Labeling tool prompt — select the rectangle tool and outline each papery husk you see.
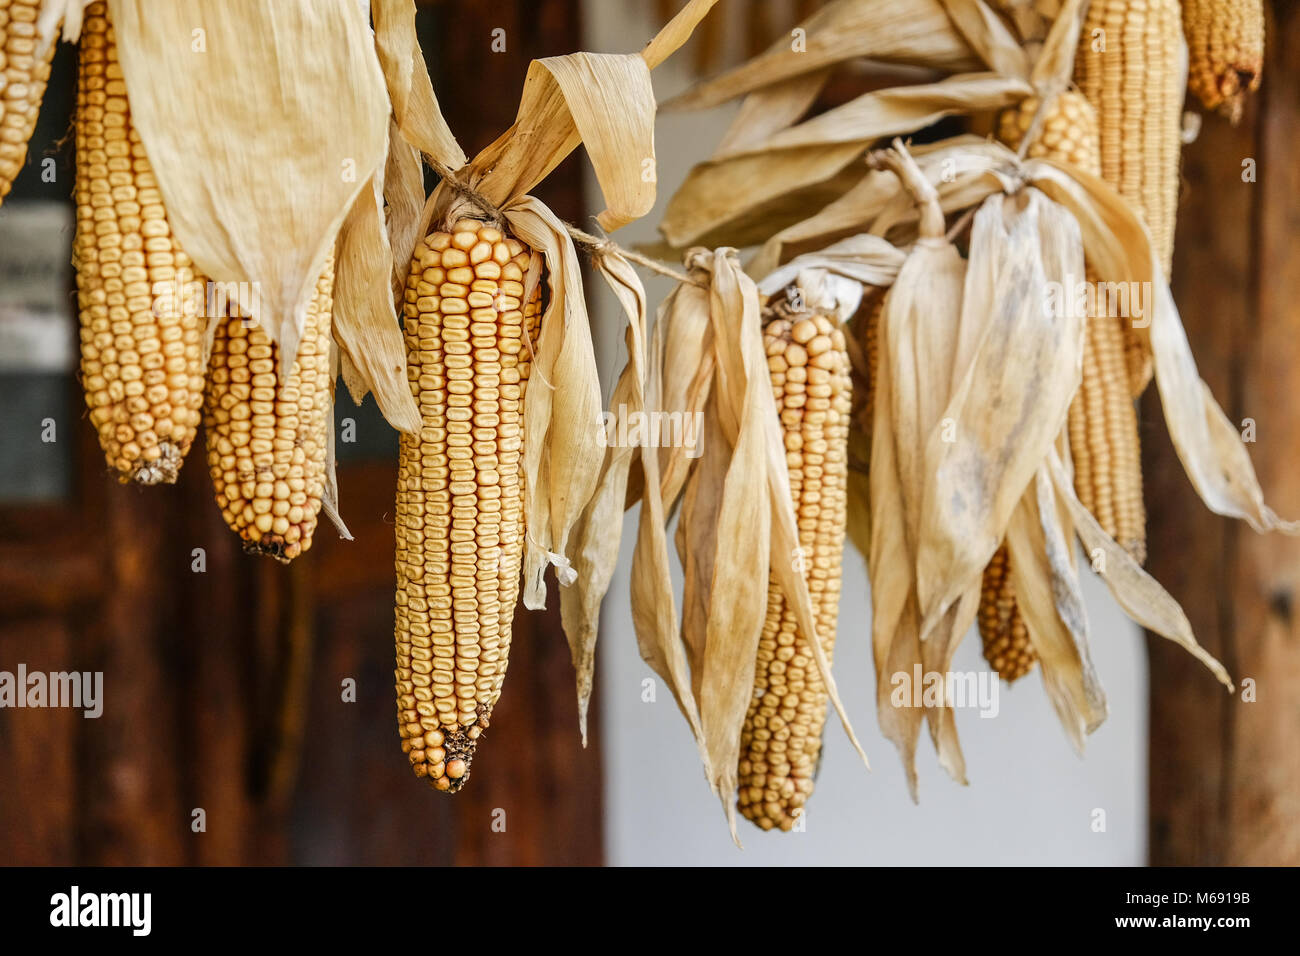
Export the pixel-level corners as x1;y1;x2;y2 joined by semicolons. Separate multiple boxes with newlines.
747;136;988;276
333;158;421;434
370;0;466;171
914;188;1086;640
936;0;1030;79
106;0;389;373
1045;449;1232;689
664;0;982;113
629;271;709;761
866;144;968;795
321;343;353;542
835;138;1297;537
558;249;649;744
382;121;427;306
488;198;605;610
1005;464;1105;750
449;0;720;234
715;70;832;156
753;233;906;300
661;74;1030;250
36;0;88;51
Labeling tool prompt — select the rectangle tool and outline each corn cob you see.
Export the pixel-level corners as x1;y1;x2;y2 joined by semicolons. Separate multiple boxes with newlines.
395;219;542;793
204;259;334;563
75;2;207;484
996;93;1101;175
1182;0;1264;122
738;305;851;831
0;0;54;205
1074;0;1184;394
979;545;1036;682
1067;280;1147;563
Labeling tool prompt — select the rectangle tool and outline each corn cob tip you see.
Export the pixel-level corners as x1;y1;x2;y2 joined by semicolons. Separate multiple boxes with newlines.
979;547;1038;684
400;711;487;794
118;441;186;486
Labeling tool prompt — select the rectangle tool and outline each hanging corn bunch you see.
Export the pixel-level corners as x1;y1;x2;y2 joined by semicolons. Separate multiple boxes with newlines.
392;0;722;792
0;0;55;205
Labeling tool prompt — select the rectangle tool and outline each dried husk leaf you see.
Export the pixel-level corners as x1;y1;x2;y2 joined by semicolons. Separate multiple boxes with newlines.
715;70;831;155
370;0;466;170
321;343;353;542
558;249;649;743
753;234;906;297
463;0;718;232
383;120;426;306
106;0;389;372
936;0;1030;78
1045;449;1233;689
867;144;967;794
915;188;1085;638
664;0;982;113
1005;465;1106;750
333;165;421;434
500;198;606;609
37;0;89;51
629;277;709;760
661;74;1029;249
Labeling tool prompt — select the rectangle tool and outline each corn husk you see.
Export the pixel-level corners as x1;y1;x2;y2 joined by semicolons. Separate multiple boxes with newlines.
663;0;982;114
630;249;867;841
660;72;1031;249
104;0;389;374
558;248;649;743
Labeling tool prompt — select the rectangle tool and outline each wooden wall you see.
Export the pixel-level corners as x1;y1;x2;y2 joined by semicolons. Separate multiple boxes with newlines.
1147;0;1300;866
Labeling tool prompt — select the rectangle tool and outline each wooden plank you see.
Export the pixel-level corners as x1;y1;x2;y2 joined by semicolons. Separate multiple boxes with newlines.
0;618;78;865
1147;0;1300;865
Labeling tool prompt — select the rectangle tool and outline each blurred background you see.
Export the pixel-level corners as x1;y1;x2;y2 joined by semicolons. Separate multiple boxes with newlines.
0;0;1296;866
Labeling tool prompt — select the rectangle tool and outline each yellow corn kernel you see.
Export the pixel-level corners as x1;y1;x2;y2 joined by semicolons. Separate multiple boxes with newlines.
395;219;542;794
75;2;207;484
979;545;1037;683
1067;298;1147;563
1183;0;1264;122
0;0;54;204
738;306;851;832
204;259;334;563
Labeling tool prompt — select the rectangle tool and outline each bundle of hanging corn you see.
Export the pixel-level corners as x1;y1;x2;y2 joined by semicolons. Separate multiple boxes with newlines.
643;0;1292;823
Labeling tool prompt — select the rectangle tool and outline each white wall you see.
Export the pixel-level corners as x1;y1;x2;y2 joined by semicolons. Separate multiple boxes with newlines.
583;0;1146;866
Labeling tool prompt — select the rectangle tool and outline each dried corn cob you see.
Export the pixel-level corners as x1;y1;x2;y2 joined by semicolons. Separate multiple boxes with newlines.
996;93;1101;176
1074;0;1184;394
1182;0;1264;122
1067;286;1147;563
979;545;1036;682
738;305;851;831
204;259;334;563
0;0;54;204
395;219;542;793
75;2;207;484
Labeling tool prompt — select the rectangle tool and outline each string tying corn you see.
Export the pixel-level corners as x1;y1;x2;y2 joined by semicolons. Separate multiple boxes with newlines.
75;1;207;484
204;259;334;563
395;219;542;793
738;303;851;831
0;0;53;204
